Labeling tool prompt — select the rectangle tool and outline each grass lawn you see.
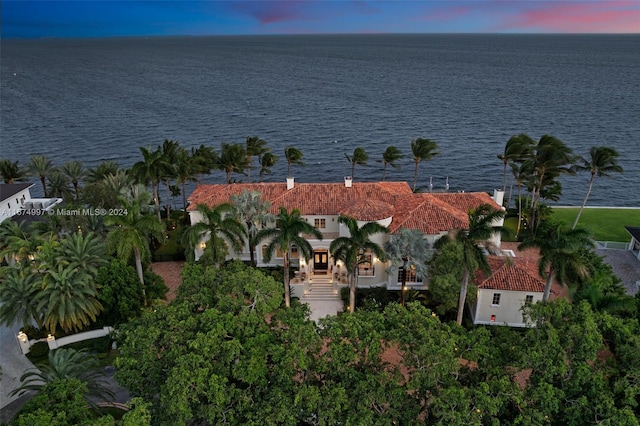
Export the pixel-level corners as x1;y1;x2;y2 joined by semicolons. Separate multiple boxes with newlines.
551;207;640;242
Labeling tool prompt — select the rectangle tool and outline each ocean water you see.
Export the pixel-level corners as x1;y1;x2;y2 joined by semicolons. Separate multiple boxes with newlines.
1;34;638;206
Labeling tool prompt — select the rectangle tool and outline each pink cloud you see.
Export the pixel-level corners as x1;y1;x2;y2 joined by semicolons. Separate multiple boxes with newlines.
508;1;640;33
231;1;309;25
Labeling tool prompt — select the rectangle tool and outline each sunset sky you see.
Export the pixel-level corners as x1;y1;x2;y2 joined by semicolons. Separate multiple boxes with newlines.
2;1;639;38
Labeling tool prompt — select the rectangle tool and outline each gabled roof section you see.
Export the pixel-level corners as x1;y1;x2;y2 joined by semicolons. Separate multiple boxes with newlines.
625;226;640;242
475;256;546;293
0;183;34;202
340;200;394;221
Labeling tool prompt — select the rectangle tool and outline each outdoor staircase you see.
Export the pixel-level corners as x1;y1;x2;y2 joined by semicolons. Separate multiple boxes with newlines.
301;277;341;302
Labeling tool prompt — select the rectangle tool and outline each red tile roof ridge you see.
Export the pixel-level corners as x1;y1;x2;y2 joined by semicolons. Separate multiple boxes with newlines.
476;256;546;293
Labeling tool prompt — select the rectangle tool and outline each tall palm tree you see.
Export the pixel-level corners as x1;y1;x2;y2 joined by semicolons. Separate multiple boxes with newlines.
330;216;388;313
259;152;278;182
61;160;86;201
191;144;218;186
572;146;623;229
435;204;505;325
284;146;305;177
0;220;46;267
160;139;180;217
175;148;196;210
510;161;533;238
230;190;275;267
498;134;535;208
0;268;44;330
526;135;575;233
57;231;108;277
410;138;439;191
519;222;594;301
380;145;403;181
0;159;27;184
256;207;322;308
11;348;114;403
181;203;246;266
383;228;431;306
245;136;269;182
345;147;368;179
217;142;249;184
28;155;56;196
131;146;169;222
39;264;103;333
105;197;165;302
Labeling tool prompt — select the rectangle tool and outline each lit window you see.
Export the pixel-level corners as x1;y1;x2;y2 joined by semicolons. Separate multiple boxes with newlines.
291;245;299;259
261;245;268;259
314;218;326;229
398;264;422;283
525;295;534;304
492;293;501;306
358;251;373;276
276;247;284;258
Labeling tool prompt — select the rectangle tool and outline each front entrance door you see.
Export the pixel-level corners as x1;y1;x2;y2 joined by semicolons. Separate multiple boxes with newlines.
313;250;328;273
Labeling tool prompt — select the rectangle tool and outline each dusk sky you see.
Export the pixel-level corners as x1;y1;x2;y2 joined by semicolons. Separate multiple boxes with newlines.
2;1;639;38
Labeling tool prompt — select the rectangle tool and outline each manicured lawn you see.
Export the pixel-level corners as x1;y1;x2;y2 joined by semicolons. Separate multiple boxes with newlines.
551;207;640;242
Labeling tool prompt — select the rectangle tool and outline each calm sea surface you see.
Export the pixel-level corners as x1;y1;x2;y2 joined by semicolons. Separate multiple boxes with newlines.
1;34;638;206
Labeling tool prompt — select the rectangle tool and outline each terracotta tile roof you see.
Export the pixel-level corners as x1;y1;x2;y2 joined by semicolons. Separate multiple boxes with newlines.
340;200;395;221
187;181;502;235
475;256;546;293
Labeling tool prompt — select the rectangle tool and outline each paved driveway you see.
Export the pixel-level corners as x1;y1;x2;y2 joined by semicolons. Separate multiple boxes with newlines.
0;322;37;417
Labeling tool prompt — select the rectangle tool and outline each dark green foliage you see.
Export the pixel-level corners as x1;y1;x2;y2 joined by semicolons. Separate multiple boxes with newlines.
11;378;115;426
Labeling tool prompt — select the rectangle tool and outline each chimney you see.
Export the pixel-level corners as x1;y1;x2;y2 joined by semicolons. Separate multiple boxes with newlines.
493;189;505;207
286;177;295;190
344;176;353;188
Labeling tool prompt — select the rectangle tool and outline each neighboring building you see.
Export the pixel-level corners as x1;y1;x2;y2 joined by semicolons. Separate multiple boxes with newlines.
0;183;62;225
470;256;546;328
187;179;506;298
625;226;640;261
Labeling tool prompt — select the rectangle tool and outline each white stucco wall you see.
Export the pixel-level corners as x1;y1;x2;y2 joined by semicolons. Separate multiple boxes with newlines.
473;289;543;327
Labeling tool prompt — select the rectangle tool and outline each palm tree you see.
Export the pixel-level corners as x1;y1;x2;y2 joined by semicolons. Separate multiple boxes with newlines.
160;139;180;217
217;142;249;184
175;148;196;210
86;161;119;184
526;135;575;233
46;171;71;199
181;203;246;265
39;265;102;333
498;134;535;208
0;159;27;184
57;231;108;277
380;145;403;181
11;348;114;403
519;222;594;301
410;138;439;191
0;220;45;267
383;228;431;306
0;268;44;330
572;146;623;229
245;136;269;182
259;152;278;182
105;197;165;302
131;146;169;222
510;161;533;238
191;144;219;186
256;207;322;308
61;160;86;201
330;216;388;313
435;204;505;325
345;147;368;179
284;146;305;177
28;155;56;196
230;190;275;267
